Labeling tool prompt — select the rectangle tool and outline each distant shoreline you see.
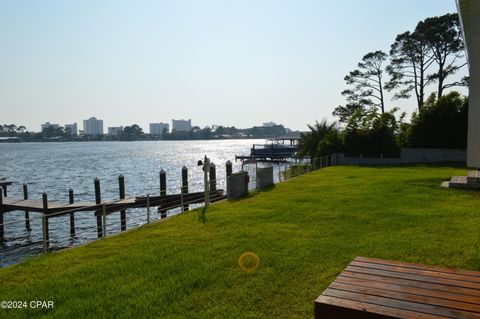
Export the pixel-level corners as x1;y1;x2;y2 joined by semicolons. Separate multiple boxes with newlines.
0;137;268;144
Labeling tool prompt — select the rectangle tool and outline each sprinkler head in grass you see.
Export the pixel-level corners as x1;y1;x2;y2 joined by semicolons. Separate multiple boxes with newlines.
238;252;260;273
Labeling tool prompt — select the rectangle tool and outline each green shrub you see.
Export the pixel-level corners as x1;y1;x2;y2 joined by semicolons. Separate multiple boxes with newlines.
407;92;468;149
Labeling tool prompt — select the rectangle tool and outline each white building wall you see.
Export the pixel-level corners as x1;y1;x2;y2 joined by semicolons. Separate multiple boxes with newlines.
172;119;192;132
108;126;123;136
150;123;169;135
83;117;104;136
41;122;60;131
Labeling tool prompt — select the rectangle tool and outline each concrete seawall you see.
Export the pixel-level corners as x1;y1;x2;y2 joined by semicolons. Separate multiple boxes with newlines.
332;148;466;166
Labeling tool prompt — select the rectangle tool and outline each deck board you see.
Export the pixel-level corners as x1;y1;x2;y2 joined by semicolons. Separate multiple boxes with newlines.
341;270;480;297
335;276;480;305
315;257;480;318
315;295;450;319
355;257;480;278
328;282;480;313
344;266;480;290
350;260;480;283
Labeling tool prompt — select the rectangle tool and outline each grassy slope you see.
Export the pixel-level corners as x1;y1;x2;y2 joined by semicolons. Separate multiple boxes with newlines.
0;165;479;318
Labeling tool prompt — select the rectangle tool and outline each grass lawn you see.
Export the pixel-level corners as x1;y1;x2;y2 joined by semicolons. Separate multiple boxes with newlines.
0;164;479;318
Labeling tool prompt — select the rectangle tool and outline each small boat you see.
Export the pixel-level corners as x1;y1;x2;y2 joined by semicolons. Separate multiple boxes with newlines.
249;142;297;159
236;132;302;162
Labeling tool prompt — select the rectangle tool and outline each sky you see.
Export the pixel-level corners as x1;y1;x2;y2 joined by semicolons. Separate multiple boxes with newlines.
0;0;468;132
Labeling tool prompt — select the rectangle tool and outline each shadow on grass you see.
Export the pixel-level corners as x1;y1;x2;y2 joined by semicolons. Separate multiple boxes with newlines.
257;184;276;192
195;186;276;224
225;185;277;203
198;207;207;224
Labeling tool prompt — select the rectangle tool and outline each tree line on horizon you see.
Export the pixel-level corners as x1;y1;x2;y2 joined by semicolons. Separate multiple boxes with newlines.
299;12;469;159
0;123;290;142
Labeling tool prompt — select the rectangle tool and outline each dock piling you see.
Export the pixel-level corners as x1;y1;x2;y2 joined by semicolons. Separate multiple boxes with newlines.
203;157;210;207
159;169;167;218
226;160;232;195
209;163;216;192
94;178;102;238
69;189;75;236
23;184;31;231
182;166;189;212
42;192;49;253
118;175;126;231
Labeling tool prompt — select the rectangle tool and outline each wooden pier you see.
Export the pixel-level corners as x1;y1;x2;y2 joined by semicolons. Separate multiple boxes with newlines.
0;161;229;252
0;191;224;216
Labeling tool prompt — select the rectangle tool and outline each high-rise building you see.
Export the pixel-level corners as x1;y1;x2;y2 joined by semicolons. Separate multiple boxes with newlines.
263;121;277;127
83;117;104;136
172;119;192;132
149;122;169;136
64;123;78;135
40;122;60;132
108;126;123;136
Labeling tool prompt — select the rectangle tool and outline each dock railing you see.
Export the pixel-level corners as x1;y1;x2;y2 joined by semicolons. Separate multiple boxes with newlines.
279;154;334;182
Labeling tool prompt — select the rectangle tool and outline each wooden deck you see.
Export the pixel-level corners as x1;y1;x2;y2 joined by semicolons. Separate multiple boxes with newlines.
315;256;480;319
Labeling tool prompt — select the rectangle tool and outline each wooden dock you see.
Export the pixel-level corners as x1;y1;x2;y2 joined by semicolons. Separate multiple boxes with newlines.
1;191;224;216
0;160;231;253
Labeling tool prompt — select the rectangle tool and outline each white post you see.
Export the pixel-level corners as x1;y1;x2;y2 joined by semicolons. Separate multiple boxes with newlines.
255;161;258;190
204;155;210;207
180;191;184;213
